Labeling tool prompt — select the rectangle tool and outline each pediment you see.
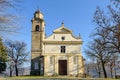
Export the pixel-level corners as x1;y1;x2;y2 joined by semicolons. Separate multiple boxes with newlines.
53;26;72;34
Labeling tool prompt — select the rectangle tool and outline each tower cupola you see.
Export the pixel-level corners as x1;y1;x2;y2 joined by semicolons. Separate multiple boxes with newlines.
34;9;44;20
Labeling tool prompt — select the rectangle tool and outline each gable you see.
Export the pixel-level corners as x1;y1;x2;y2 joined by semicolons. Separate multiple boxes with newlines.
53;27;72;34
45;33;82;42
44;22;82;42
53;22;72;34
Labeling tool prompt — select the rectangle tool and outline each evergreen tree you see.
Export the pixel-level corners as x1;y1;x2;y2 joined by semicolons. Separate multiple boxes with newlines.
0;38;7;73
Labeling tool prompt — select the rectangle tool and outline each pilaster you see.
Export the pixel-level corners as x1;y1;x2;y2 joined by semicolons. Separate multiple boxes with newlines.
54;55;58;75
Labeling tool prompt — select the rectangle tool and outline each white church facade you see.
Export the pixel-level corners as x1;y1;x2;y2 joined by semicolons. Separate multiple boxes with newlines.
31;10;85;77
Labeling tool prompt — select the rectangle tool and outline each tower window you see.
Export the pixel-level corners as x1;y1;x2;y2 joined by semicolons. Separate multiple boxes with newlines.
35;25;40;31
61;46;66;53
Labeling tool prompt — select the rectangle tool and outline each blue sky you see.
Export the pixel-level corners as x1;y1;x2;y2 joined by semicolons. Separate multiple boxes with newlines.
7;0;110;58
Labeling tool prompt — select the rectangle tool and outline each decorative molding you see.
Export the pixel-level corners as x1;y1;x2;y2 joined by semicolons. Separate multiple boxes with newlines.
43;41;82;44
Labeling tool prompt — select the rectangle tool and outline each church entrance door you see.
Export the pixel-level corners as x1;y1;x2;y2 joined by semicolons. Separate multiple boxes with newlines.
59;60;67;75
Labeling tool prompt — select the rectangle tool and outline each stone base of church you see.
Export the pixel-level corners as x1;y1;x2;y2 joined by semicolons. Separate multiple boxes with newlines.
76;73;86;78
30;71;85;78
43;74;86;78
43;73;85;77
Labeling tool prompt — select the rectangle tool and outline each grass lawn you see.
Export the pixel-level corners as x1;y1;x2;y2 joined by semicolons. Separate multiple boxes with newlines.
0;76;120;80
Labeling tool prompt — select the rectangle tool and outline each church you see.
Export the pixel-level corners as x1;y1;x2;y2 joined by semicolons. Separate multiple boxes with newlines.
31;9;85;77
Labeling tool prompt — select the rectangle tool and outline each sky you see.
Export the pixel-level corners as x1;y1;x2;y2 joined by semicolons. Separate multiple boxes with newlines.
7;0;111;59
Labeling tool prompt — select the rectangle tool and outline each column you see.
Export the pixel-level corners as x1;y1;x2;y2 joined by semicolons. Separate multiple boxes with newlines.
78;56;81;74
78;56;84;76
67;55;71;75
54;55;58;75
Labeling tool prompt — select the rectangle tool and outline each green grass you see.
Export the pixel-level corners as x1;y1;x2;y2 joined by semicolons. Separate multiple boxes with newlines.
0;76;120;80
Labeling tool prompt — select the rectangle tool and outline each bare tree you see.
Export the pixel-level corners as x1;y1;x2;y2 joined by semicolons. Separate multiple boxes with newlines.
94;59;102;78
0;0;22;35
5;40;29;76
7;57;14;77
107;54;119;78
108;59;114;78
84;60;90;77
19;68;24;76
89;1;120;78
93;1;120;54
85;34;114;78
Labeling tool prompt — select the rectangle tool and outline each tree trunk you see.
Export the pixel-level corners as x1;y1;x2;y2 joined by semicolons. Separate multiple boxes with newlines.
95;60;101;78
114;60;116;78
10;66;12;77
95;66;101;78
101;61;107;78
110;67;113;78
87;65;89;76
15;64;18;76
114;67;117;78
98;71;101;78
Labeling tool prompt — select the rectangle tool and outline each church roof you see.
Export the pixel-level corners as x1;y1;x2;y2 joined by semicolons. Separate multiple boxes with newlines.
53;22;72;34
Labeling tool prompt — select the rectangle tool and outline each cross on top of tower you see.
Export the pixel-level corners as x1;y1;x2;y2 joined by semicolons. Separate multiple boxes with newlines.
34;9;44;20
61;22;64;27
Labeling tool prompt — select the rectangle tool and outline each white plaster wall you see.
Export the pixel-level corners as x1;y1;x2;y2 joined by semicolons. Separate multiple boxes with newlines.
58;56;68;60
45;34;81;41
71;56;78;75
44;55;81;76
44;44;81;54
44;56;54;75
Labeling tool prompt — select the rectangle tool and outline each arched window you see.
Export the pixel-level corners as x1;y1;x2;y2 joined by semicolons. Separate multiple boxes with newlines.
35;25;40;31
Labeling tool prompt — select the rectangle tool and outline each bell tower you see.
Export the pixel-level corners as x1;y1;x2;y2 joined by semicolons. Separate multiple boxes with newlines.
31;9;45;52
31;9;45;75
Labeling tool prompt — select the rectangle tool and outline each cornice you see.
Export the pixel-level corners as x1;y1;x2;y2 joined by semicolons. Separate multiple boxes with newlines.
43;41;82;44
44;53;82;56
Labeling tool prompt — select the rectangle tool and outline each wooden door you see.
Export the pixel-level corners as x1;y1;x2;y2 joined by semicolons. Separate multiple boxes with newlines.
59;60;67;75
